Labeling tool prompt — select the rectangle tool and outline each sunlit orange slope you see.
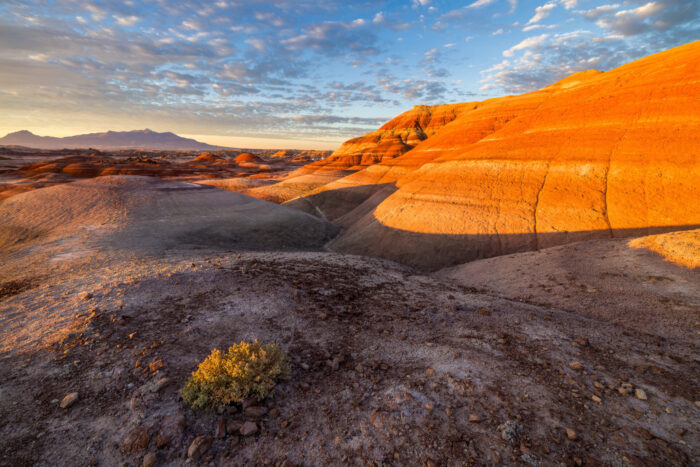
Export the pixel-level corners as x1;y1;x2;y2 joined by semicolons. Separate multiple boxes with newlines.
283;71;603;221
325;41;700;270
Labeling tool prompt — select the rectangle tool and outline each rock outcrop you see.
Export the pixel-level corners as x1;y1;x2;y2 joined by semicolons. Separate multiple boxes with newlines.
306;42;700;270
257;104;473;206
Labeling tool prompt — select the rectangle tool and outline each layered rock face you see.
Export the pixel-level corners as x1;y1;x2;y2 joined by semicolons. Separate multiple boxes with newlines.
285;84;567;222
322;42;700;270
319;103;473;169
266;104;474;207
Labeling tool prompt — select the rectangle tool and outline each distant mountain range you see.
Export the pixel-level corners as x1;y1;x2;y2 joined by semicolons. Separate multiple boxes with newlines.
0;129;223;150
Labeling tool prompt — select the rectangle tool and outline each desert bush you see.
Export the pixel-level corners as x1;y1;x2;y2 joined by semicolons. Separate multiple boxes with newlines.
182;340;290;410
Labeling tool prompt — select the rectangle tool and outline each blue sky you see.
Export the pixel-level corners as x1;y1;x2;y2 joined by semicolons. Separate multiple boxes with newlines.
1;0;698;149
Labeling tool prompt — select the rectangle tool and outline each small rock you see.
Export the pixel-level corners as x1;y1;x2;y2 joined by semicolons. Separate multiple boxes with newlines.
566;428;577;440
426;368;435;377
575;338;589;346
215;417;227;438
60;392;79;409
300;363;310;371
618;383;634;395
280;420;289;428
635;388;648;400
498;420;522;444
142;452;157;467
592;395;602;403
121;428;150;453
694;401;700;408
187;436;212;460
244;406;268;418
370;411;384;429
239;421;258;436
468;414;482;423
242;397;258;409
569;362;583;371
593;381;604;389
81;292;93;301
150;377;170;393
157;413;185;449
424;402;434;411
226;419;244;435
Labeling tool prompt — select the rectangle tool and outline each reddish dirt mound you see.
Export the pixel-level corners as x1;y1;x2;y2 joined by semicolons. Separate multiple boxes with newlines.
191;153;225;163
235;152;263;164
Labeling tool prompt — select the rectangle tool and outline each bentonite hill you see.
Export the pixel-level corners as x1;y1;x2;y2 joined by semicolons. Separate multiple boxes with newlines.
1;41;699;467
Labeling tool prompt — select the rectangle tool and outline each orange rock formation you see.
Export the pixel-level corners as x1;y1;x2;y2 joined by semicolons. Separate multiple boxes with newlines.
286;42;700;270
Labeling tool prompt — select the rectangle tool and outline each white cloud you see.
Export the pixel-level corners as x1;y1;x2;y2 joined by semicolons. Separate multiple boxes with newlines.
468;0;497;8
246;38;266;52
577;4;620;21
502;33;549;57
492;28;504;35
523;23;558;32
115;15;140;27
559;0;578;9
373;12;384;24
526;3;556;25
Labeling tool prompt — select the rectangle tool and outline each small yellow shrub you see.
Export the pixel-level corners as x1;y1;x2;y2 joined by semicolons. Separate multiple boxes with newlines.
182;340;290;410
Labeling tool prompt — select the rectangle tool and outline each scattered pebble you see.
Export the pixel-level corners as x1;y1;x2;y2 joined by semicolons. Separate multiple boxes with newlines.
226;419;243;435
592;395;602;403
244;406;268;418
142;452;157;467
498;420;522;444
240;421;258;436
566;428;577;440
157;413;185;449
150;377;170;393
569;361;582;371
635;388;648;401
187;436;212;460
215;417;227;438
468;414;482;423
121;428;150;453
618;383;634;395
59;392;79;409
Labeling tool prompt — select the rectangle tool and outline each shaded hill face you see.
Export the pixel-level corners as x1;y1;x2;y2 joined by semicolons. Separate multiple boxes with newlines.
0;176;339;257
279;42;700;270
0;129;220;151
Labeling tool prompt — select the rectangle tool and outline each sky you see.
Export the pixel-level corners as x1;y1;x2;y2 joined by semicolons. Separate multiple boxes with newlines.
1;1;698;149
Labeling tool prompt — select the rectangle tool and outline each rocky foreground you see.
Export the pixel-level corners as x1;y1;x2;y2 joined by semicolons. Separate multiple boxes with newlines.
0;176;698;466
